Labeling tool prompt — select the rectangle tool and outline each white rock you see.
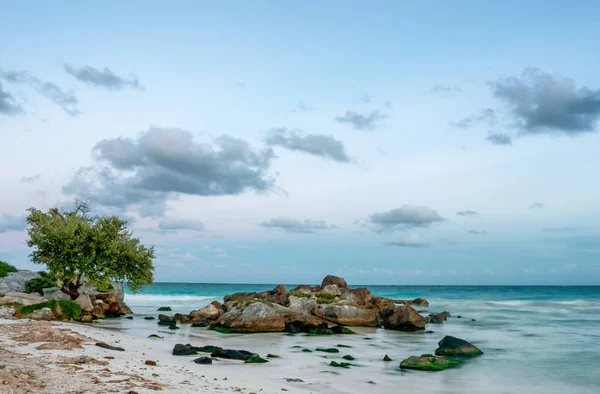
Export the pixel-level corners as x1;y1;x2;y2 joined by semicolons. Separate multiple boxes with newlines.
75;293;94;312
28;307;55;321
321;284;341;296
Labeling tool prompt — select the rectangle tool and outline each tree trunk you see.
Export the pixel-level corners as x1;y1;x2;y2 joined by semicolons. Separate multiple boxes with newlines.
60;275;83;300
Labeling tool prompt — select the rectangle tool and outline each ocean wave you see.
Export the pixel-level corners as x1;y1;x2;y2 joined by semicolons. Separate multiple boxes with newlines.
124;294;217;306
484;299;599;308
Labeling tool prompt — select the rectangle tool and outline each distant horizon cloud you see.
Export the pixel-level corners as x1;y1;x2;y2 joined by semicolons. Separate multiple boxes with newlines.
158;217;205;232
456;210;479;217
64;64;144;91
426;84;462;95
0;214;26;233
369;205;445;233
260;217;337;234
452;108;496;128
19;174;41;183
469;229;487;235
385;235;431;248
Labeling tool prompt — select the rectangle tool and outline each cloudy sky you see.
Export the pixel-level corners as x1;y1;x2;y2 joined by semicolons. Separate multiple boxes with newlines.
1;1;599;285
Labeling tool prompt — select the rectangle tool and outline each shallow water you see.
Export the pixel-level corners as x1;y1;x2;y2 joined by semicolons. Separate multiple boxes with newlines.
105;284;600;393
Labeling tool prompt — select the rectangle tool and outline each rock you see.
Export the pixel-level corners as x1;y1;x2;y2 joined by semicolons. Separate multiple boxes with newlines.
321;284;341;296
435;336;483;357
429;311;450;324
0;270;39;294
117;301;132;315
266;354;280;358
189;304;222;322
157;306;171;311
289;285;313;295
314;304;379;327
400;355;460;371
0;306;16;319
287;295;317;312
244;354;268;363
191;321;209;327
347;288;372;307
196;345;223;353
27;307;55;321
144;360;157;366
168;324;179;330
214;302;285;332
81;315;93;323
174;313;191;323
471;319;476;322
144;316;156;320
148;334;163;339
457;315;462;319
383;354;392;361
273;284;287;295
285;378;304;382
173;344;200;356
210;348;255;361
382;305;427;331
321;275;348;289
194;357;213;364
41;287;70;300
397;298;430;307
316;348;339;353
329;361;351;368
302;349;312;352
0;291;47;306
342;355;355;360
75;293;94;312
158;314;175;323
96;342;125;351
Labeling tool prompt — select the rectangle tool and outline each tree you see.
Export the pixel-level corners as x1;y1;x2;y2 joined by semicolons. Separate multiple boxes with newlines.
26;200;155;300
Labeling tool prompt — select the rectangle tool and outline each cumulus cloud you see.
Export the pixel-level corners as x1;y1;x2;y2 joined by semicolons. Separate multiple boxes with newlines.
265;128;351;163
452;108;496;128
158;217;205;232
456;210;479;217
0;214;26;233
0;82;23;115
368;205;445;232
260;217;337;234
385;235;431;248
468;230;487;235
19;174;41;183
426;84;462;95
490;68;600;135
64;64;144;91
63;127;275;217
1;70;80;116
486;132;513;146
335;110;387;131
529;202;545;209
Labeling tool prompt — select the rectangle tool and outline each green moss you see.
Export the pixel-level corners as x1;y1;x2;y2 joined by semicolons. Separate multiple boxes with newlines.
0;293;4;298
125;316;133;319
400;356;460;371
302;349;312;353
421;353;435;358
288;291;311;298
435;348;483;357
0;261;17;278
336;344;352;348
266;354;280;358
316;348;339;353
19;300;81;320
342;355;355;360
168;324;179;330
244;354;269;364
329;361;351;368
316;293;337;304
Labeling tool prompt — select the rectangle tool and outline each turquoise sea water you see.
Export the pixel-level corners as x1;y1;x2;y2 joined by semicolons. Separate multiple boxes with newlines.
121;284;600;393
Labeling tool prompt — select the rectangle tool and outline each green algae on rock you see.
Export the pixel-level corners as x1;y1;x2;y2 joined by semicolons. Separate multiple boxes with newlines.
144;316;155;320
330;361;352;368
400;355;460;371
244;354;269;363
316;348;340;353
342;355;355;360
266;354;280;358
157;306;172;311
383;354;393;361
435;336;483;357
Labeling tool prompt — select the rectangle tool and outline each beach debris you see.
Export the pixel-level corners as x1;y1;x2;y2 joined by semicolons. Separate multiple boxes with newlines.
96;342;125;351
342;355;355;360
400;355;460;371
194;357;213;364
383;354;393;362
435;336;483;357
316;348;339;353
157;306;172;311
329;361;351;368
144;360;157;366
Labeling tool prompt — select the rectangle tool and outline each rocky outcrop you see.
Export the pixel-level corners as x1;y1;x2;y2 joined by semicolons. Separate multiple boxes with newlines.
429;311;451;323
382;305;428;331
0;271;39;294
75;293;94;312
189;303;222;322
0;291;47;306
213;302;285;332
435;336;483;357
321;275;348;289
314;304;379;327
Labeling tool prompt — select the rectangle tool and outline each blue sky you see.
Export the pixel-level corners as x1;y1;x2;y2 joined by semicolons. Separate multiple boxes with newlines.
1;1;599;285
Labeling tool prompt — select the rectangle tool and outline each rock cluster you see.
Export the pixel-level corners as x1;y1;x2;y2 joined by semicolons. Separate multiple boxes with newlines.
167;275;431;333
75;292;132;321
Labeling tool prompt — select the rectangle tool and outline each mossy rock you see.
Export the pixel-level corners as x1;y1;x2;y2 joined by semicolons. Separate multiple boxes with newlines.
329;361;351;368
383;354;393;362
342;355;355;360
400;355;460;371
244;354;269;364
168;324;180;330
191;321;209;328
144;316;156;320
148;334;163;339
336;344;352;348
316;348;339;353
209;326;264;334
421;353;435;358
157;306;172;311
266;354;280;358
302;349;313;353
435;336;483;357
157;320;173;326
125;316;133;320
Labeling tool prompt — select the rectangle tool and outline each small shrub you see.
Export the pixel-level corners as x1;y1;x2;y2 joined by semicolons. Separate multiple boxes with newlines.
0;261;18;278
24;271;58;295
316;293;337;304
288;291;310;298
95;282;114;293
18;300;82;320
0;293;5;298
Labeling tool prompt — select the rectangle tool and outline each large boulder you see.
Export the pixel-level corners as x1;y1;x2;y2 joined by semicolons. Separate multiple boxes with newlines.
382;305;427;331
189;304;222;322
314;304;379;327
287;295;317;312
211;348;255;361
0;291;47;306
26;307;55;321
429;311;450;323
0;271;39;294
75;293;94;312
321;275;348;289
214;302;285;332
290;285;313;295
321;284;342;296
400;355;460;371
41;287;70;300
435;336;483;357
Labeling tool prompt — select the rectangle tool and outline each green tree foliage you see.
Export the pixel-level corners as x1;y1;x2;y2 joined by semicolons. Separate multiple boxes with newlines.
24;271;58;295
26;200;155;300
0;260;18;278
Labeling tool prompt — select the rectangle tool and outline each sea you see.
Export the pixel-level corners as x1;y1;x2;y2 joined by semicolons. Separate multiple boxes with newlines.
114;283;600;394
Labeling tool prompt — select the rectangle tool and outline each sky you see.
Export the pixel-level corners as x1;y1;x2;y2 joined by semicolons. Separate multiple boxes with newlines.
1;1;599;285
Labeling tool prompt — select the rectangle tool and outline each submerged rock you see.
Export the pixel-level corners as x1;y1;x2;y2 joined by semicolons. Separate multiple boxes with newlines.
316;348;339;353
191;321;209;327
211;348;255;361
435;336;483;357
400;355;460;371
382;305;427;331
383;354;392;362
429;311;451;324
329;361;351;368
173;344;200;356
342;355;355;360
157;306;172;311
194;356;213;364
244;354;268;363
